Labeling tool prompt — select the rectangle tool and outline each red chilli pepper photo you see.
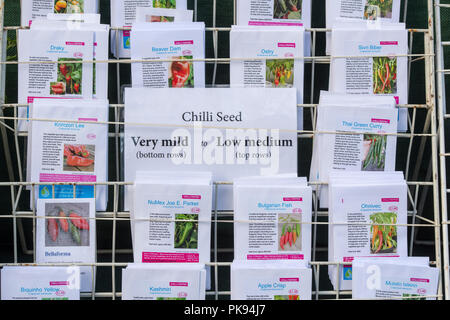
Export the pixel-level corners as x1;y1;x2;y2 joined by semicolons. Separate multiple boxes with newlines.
69;212;90;230
57;208;69;233
47;217;59;241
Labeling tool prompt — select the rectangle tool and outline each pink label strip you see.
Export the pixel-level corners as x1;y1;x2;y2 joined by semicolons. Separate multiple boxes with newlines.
247;254;304;260
371;118;390;124
170;282;189;287
380;41;399;46
249;21;303;27
278;43;296;48
49;281;69;286
381;198;400;202
410;278;430;283
142;252;199;263
78;118;98;122
40;174;97;183
66;42;85;46
279;278;299;282
283;197;303;202
175;40;194;45
182;195;201;200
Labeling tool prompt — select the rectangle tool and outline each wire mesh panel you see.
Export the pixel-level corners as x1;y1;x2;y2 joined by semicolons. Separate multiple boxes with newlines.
435;0;450;300
0;0;443;300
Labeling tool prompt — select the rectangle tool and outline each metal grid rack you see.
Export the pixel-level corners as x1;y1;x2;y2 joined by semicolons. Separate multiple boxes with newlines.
435;0;450;301
0;0;444;300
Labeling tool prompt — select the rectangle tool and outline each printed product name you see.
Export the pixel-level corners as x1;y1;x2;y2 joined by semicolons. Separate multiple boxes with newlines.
54;123;85;129
342;121;384;130
45;251;71;257
361;204;382;209
258;202;293;209
50;45;65;51
152;46;182;53
148;200;199;206
359;45;382;51
385;281;418;288
21;287;62;293
258;283;286;290
149;287;172;293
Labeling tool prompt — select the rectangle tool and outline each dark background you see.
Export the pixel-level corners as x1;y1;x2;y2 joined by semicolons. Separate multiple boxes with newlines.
0;0;446;299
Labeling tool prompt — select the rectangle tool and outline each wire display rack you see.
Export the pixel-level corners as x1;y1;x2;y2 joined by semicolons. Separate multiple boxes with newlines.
0;0;444;300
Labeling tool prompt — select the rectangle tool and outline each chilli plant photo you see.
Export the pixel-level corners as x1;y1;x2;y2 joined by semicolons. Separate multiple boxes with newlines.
174;214;198;249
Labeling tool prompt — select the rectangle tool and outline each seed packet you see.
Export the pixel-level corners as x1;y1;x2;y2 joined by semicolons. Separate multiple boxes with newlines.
130;22;205;88
329;22;408;131
28;99;109;211
236;0;311;56
21;0;100;27
110;0;188;58
230;25;305;129
122;263;206;300
17;29;94;131
30;18;109;100
231;260;312;300
1;266;81;300
309;93;398;207
233;176;312;263
327;172;408;291
130;171;212;264
352;257;439;300
124;87;298;211
36;198;96;293
325;0;401;55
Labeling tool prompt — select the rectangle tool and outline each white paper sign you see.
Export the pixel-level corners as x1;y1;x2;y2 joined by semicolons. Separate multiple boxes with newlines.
124;87;298;210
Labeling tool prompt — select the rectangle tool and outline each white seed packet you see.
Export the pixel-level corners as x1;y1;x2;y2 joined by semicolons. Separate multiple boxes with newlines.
28;99;109;211
231;260;312;300
21;0;100;27
135;7;193;23
124;87;298;211
233;176;312;263
329;22;408;131
36;198;96;293
352;258;439;300
325;0;402;55
310;93;398;208
236;0;312;56
30;19;110;100
130;171;212;264
110;0;188;58
1;266;81;300
230;25;305;130
17;29;94;131
131;22;205;88
327;172;408;291
121;263;206;300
